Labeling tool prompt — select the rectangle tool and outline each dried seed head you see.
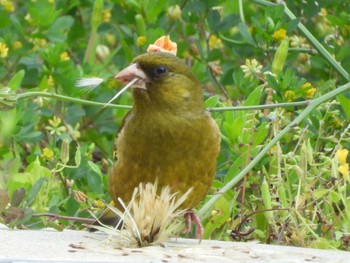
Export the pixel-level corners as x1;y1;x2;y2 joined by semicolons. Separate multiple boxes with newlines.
91;181;192;248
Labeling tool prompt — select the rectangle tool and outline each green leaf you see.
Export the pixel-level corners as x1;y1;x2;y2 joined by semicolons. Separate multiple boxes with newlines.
6;173;32;197
27;177;47;206
8;70;25;92
310;237;336;250
88;161;102;177
29;0;59;29
0;10;10;28
16;208;33;225
285;18;300;32
145;1;165;24
3;207;23;225
87;161;103;194
224;153;247;184
75;147;81;166
205;95;220;108
0;189;10;213
339;94;350;120
243;85;264;106
207;10;221;32
313;189;329;199
267;74;281;92
114;26;132;62
223;113;243;145
252;122;270;146
328;191;341;203
238;22;256;46
46;16;74;42
9;15;25;35
11;188;26;207
0;109;18;139
88;173;103;195
203;196;231;239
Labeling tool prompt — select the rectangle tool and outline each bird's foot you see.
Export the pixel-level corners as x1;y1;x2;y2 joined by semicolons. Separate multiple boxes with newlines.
181;210;203;242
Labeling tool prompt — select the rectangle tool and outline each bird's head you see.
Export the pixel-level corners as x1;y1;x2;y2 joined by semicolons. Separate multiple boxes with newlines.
115;52;204;113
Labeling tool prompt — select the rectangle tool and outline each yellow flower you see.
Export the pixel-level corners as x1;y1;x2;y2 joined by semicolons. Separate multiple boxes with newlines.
102;9;111;23
45;116;67;136
60;51;70;61
48;75;54;87
336;149;349;180
208;34;223;49
66;123;81;140
105;33;116;46
336;149;348;165
93;199;105;208
273;28;287;41
107;78;119;89
136;36;147;47
0;42;9;58
330;117;344;128
339;164;349;177
305;87;316;99
167;5;182;20
182;50;190;59
32;38;48;50
301;82;312;89
13;41;22;50
284;90;296;102
320;8;327;17
341;25;350;37
48;0;54;4
301;82;316;99
42;147;54;161
1;0;14;12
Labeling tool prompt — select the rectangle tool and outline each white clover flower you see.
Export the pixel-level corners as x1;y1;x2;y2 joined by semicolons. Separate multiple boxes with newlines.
240;59;263;80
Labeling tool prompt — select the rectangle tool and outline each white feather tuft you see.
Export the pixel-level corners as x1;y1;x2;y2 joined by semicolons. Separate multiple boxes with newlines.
75;77;105;92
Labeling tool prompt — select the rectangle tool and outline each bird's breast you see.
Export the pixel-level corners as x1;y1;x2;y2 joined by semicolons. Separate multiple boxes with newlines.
109;111;221;209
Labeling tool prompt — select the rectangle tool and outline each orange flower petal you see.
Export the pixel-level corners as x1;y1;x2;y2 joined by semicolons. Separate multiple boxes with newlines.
147;35;177;55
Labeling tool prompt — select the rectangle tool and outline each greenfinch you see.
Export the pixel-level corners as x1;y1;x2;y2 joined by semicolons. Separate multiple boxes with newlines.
108;51;221;239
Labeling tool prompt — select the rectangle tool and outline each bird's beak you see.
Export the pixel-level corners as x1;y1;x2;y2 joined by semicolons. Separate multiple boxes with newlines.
115;63;147;90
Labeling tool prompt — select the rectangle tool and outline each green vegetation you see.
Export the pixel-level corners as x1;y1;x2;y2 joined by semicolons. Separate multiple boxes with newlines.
1;0;350;250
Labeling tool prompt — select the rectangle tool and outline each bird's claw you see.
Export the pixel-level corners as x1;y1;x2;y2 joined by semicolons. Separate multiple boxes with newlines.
182;210;203;242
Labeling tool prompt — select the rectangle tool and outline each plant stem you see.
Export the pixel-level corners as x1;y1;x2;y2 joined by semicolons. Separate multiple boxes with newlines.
16;92;132;109
208;101;309;112
198;81;350;219
32;213;96;224
14;91;311;111
238;0;245;24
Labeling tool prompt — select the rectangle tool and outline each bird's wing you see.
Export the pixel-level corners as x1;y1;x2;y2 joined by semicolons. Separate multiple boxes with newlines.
112;110;133;160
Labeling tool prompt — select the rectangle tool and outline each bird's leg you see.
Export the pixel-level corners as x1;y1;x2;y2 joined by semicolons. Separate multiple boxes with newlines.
182;210;204;242
181;211;192;234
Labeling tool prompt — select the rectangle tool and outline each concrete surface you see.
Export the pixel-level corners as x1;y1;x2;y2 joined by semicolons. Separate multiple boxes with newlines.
0;225;349;263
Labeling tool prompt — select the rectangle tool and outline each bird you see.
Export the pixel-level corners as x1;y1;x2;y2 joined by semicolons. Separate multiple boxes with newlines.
107;51;221;240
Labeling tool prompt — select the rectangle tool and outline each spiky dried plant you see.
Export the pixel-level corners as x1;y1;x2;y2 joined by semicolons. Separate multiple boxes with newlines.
90;181;192;248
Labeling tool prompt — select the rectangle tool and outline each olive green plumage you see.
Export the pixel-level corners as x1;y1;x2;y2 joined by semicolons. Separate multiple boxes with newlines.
109;52;221;210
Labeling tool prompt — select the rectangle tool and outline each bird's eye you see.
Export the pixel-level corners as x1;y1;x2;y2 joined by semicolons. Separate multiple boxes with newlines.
154;65;167;76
